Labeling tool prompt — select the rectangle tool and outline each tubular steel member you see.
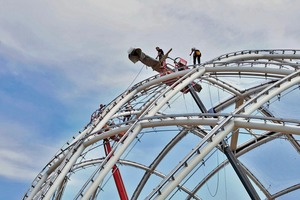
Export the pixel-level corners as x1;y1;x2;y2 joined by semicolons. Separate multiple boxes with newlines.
223;142;261;200
23;49;300;200
103;139;128;200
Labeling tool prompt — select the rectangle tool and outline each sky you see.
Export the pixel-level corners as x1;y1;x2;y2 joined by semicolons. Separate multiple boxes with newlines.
1;0;300;199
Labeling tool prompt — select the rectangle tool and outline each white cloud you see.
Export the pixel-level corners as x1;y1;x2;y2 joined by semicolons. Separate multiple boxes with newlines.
0;118;57;181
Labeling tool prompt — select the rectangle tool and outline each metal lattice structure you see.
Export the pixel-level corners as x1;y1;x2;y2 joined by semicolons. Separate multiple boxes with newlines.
23;49;300;200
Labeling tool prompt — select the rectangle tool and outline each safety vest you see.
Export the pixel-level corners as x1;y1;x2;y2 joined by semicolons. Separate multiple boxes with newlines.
195;50;201;56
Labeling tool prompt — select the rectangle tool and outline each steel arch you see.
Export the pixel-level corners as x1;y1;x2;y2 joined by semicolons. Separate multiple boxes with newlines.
23;49;300;200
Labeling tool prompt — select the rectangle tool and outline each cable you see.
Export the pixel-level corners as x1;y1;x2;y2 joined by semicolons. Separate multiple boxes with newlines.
126;65;145;91
183;92;189;113
203;150;220;198
207;83;214;109
223;153;228;200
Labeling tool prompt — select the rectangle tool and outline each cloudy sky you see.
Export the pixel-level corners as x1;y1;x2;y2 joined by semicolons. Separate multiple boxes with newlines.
1;0;300;199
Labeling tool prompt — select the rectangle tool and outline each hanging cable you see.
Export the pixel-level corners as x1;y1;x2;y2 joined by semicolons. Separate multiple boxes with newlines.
169;147;222;199
126;65;145;91
202;149;220;198
207;82;214;109
183;93;189;113
223;152;228;200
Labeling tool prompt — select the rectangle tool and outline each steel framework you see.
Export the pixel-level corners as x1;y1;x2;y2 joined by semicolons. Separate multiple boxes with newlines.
23;49;300;200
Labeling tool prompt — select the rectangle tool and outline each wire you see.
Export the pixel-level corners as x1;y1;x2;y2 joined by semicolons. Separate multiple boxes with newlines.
223;153;228;200
169;148;221;199
203;150;220;197
183;92;189;113
126;65;145;91
208;83;214;109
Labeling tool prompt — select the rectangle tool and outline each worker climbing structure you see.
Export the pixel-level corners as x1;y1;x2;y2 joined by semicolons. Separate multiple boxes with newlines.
23;49;300;199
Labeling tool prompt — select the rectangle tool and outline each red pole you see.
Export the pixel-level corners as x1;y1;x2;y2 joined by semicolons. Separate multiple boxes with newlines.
103;139;129;200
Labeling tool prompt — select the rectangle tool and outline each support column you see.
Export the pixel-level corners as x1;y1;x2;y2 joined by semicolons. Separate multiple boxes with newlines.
188;84;207;113
223;143;260;200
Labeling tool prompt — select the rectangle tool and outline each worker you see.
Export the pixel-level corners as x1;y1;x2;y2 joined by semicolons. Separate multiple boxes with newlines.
90;104;106;121
97;104;106;117
155;47;164;60
123;103;132;122
189;47;201;65
156;46;166;68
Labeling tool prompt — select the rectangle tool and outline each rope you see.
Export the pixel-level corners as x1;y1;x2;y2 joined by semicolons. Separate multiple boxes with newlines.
126;65;145;91
208;83;214;109
203;149;220;198
223;153;228;200
183;93;189;113
170;148;220;199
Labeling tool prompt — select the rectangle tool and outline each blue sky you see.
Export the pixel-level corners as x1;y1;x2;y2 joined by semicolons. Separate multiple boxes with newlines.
1;0;300;199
